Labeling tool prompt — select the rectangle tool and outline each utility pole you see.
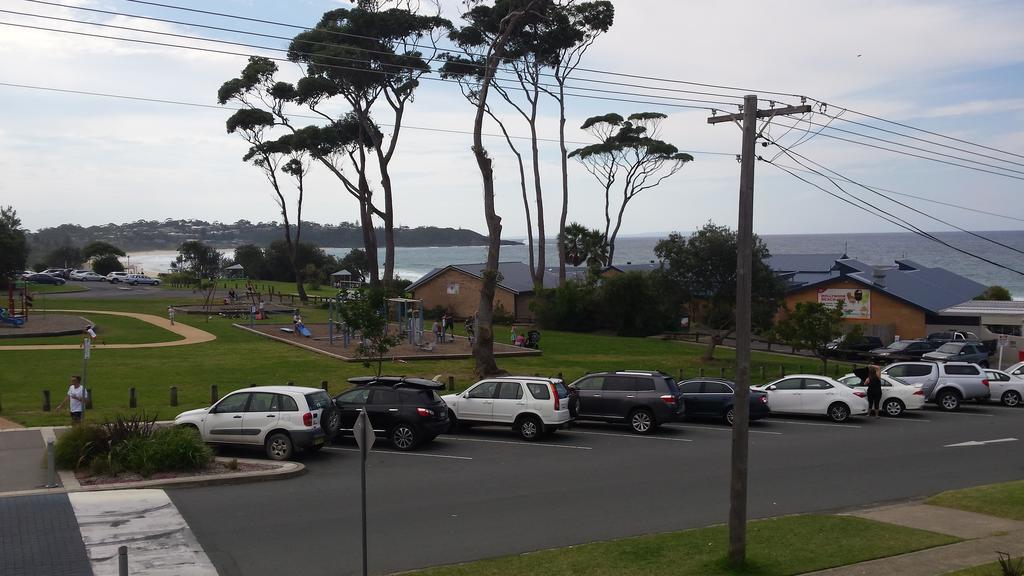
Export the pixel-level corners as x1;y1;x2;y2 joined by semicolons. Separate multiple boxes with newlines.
709;95;810;565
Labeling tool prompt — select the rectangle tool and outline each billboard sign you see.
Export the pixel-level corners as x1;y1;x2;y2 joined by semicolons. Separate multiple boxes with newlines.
817;288;871;319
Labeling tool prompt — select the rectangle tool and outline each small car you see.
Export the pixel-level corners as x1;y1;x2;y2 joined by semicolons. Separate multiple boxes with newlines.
837;372;926;417
125;274;160;286
752;375;869;422
24;273;66;286
70;270;106;282
332;376;449;450
443;376;571;440
983;369;1024;407
678;378;769;425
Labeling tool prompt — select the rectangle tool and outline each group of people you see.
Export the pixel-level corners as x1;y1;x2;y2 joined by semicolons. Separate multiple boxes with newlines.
431;312;458;344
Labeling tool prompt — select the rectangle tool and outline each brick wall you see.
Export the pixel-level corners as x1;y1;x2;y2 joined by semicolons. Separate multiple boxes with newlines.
410;268;519;320
783;279;926;341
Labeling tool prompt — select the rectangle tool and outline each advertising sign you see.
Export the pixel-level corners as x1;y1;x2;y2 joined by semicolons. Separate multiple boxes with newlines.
817;288;871;319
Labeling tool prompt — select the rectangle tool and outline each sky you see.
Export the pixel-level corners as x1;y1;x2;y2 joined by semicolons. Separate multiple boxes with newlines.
2;0;1023;239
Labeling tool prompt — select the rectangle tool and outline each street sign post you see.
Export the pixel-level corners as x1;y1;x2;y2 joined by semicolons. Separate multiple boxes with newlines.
82;338;91;407
353;409;374;576
998;334;1008;369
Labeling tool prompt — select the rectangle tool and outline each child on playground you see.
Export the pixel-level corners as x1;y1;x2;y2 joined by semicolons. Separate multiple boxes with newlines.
432;320;442;344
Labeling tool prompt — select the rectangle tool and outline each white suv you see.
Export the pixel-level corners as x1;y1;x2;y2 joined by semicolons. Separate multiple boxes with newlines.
442;377;571;440
106;271;129;283
174;386;339;460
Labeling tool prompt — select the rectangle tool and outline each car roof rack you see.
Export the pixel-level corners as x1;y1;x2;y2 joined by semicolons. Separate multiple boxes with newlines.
347;376;444;390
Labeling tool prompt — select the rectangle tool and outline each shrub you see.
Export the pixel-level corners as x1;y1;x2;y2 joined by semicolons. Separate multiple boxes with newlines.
532;281;602;332
54;424;108;470
493;302;515;325
147;427;214;473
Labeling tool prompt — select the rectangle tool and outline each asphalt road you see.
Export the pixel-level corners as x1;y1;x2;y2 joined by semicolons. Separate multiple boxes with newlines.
169;404;1024;576
42;280;180;300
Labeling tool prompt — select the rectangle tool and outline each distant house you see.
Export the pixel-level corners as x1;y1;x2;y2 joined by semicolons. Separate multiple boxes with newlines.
600;261;661;278
222;263;246;279
770;254;986;341
330;269;363;289
408;262;555;321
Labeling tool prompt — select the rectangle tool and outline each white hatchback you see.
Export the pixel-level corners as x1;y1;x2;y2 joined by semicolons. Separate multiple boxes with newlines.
753;374;869;422
837;373;926;417
442;377;571;440
174;386;337;460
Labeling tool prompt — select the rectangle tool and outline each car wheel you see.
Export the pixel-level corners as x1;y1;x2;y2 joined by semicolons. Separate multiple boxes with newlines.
724;407;735;426
883;398;904;417
629;408;655;434
130;281;138;286
153;280;161;286
516;415;543;441
321;406;341;439
937;390;961;411
265;432;293;460
447;409;460;433
1002;390;1022;408
390;423;418;451
827;402;851;423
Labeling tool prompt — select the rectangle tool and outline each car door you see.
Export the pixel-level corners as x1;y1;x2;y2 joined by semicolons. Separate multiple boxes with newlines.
601;375;635;420
766;378;803;413
800;377;838;414
492;381;525;423
679;381;705;416
460;381;499;421
241;392;279;444
366;388;401;435
202;392;250;443
574;376;604;418
702;381;734;416
335;388;370;434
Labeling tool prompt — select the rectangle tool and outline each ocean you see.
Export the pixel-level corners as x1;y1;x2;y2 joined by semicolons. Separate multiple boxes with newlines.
126;230;1024;298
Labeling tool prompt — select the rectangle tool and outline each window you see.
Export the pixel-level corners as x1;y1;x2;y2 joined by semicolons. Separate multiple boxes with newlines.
248;392;275;412
370;389;400;404
986;371;1009;382
604;376;636;392
679;381;703;394
213;393;250;413
468;381;499;399
497;382;524;400
337;388;370;405
986;324;1022;337
304;391;332;411
704;381;733;394
278;394;299;411
554;382;569;399
886;364;933;378
936;343;961;354
575;377;603;391
527;383;550;400
773;378;802;391
634;378;656;392
803;379;833;390
944;365;980;376
402;389;443;403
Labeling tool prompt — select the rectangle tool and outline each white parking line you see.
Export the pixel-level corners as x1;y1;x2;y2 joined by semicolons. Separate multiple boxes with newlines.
888;417;932;422
771;420;862;429
931;411;994;418
667;424;783;436
323;447;473;460
569;430;693;442
447;436;592;450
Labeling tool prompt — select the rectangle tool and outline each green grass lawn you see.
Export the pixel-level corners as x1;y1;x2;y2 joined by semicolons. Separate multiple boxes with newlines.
407;515;957;576
928;480;1024;521
0;294;845;426
945;556;1024;575
24;283;88;294
0;312;183;346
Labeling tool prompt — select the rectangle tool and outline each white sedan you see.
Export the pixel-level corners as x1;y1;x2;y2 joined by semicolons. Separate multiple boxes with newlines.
983;369;1024;407
71;271;107;282
753;375;868;422
837;373;926;417
1003;362;1024;379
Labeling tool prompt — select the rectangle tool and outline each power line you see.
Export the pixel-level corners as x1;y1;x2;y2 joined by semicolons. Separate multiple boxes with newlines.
0;80;738;156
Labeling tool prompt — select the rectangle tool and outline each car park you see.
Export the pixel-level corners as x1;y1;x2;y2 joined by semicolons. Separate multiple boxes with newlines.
983;369;1024;407
24;272;66;285
922;341;989;367
442;376;570;440
752;375;868;422
881;362;989;411
678;378;769;425
837;372;926;417
823;334;884;360
332;376;449;450
124;273;160;285
106;271;129;283
868;339;940;363
570;370;685;434
174;385;338;460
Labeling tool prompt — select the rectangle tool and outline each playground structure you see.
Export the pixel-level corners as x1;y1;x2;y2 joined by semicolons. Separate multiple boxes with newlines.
387;298;425;346
2;280;30;327
202;277;264;317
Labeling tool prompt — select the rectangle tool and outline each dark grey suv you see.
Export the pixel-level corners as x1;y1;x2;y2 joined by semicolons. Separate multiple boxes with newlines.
570;370;685;434
922;342;990;367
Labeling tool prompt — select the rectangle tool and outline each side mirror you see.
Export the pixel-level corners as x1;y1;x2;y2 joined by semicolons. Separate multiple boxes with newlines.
767;385;777;391
461;393;468;399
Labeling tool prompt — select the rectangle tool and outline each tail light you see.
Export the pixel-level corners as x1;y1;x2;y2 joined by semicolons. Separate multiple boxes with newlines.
759;395;768;404
551;384;560;411
852;390;867;398
982;379;990;387
302;412;313;427
416;407;434;417
913;389;924;396
660;395;677;405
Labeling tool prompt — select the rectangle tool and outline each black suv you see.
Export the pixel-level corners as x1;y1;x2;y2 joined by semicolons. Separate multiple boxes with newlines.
332;376;449;450
569;370;685;434
823;335;884;360
868;339;939;364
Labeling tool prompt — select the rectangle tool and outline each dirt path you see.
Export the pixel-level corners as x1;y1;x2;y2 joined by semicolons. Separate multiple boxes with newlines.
0;309;216;351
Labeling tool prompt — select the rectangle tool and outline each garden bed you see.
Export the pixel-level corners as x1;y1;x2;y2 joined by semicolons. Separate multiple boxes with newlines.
74;458;278;486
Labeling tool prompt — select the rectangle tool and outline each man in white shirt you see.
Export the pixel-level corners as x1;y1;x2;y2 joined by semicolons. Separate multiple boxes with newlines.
56;375;88;424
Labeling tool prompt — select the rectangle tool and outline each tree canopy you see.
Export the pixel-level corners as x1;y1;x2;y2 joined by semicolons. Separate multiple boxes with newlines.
774;301;846;370
0;206;28;282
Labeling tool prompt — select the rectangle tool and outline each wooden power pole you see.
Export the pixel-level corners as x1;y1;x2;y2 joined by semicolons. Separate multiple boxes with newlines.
709;95;811;565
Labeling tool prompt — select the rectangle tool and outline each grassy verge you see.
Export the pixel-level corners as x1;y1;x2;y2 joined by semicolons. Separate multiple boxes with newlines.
25;283;88;294
927;480;1024;521
408;515;957;576
0;312;183;346
945;556;1024;575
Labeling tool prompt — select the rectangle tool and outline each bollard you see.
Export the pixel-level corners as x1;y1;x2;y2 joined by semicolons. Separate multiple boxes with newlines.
678;368;685;381
118;546;128;576
447;376;455;391
698;368;704;377
85;387;92;409
557;372;563;381
779;364;785;377
210;384;218;404
759;366;765;379
0;392;3;413
43;390;51;412
170;386;178;407
719;367;726;378
129;387;137;409
321;380;329;392
287;381;294;386
45;440;58;488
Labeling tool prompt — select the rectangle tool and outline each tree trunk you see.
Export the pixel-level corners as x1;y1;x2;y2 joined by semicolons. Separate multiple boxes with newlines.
528;88;545;289
359;195;379;286
556;81;568;285
704;333;723;360
608;194;629;266
293;264;307;302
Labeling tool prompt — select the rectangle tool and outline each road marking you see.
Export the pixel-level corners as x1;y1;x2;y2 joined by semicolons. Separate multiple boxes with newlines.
323;447;473;460
931;411;994;418
666;424;783;436
569;430;693;442
945;437;1018;448
447;436;592;450
771;420;862;429
888;417;932;422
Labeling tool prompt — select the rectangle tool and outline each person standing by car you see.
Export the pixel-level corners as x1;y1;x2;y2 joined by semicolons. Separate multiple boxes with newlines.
865;364;883;418
55;375;88;425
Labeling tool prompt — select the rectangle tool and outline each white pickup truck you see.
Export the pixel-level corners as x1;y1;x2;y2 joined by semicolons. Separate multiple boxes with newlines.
882;362;990;411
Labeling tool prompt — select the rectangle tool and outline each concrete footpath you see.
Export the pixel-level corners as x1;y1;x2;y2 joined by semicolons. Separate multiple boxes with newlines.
0;428;60;494
806;503;1024;575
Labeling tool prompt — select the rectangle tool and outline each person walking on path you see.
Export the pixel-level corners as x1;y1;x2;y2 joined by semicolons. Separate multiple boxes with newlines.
865;364;883;418
55;375;88;425
167;306;175;325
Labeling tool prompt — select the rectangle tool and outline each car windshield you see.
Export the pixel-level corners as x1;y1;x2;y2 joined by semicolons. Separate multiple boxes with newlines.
664;377;681;394
887;341;911;350
304;391;332;411
936;343;961;354
554;382;569;399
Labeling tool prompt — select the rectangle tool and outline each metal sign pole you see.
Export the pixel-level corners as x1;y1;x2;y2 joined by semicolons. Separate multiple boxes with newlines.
353;409;374;576
82;337;91;397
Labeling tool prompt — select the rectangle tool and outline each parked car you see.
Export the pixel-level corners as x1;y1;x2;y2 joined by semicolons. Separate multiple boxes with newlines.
922;342;990;367
881;362;990;411
1003;361;1024;378
70;270;106;282
174;385;338;460
928;330;981;343
106;271;129;283
868;339;940;363
332;376;449;450
752;375;868;422
442;376;571;440
24;273;66;286
40;268;70;279
837;372;926;417
983;369;1024;407
570;370;685;434
678;378;769;425
824;334;884;360
124;274;160;286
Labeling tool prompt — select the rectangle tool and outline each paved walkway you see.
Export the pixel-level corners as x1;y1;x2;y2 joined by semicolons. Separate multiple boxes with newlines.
0;416;24;429
0;494;92;576
0;429;55;493
805;503;1024;575
0;309;215;351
